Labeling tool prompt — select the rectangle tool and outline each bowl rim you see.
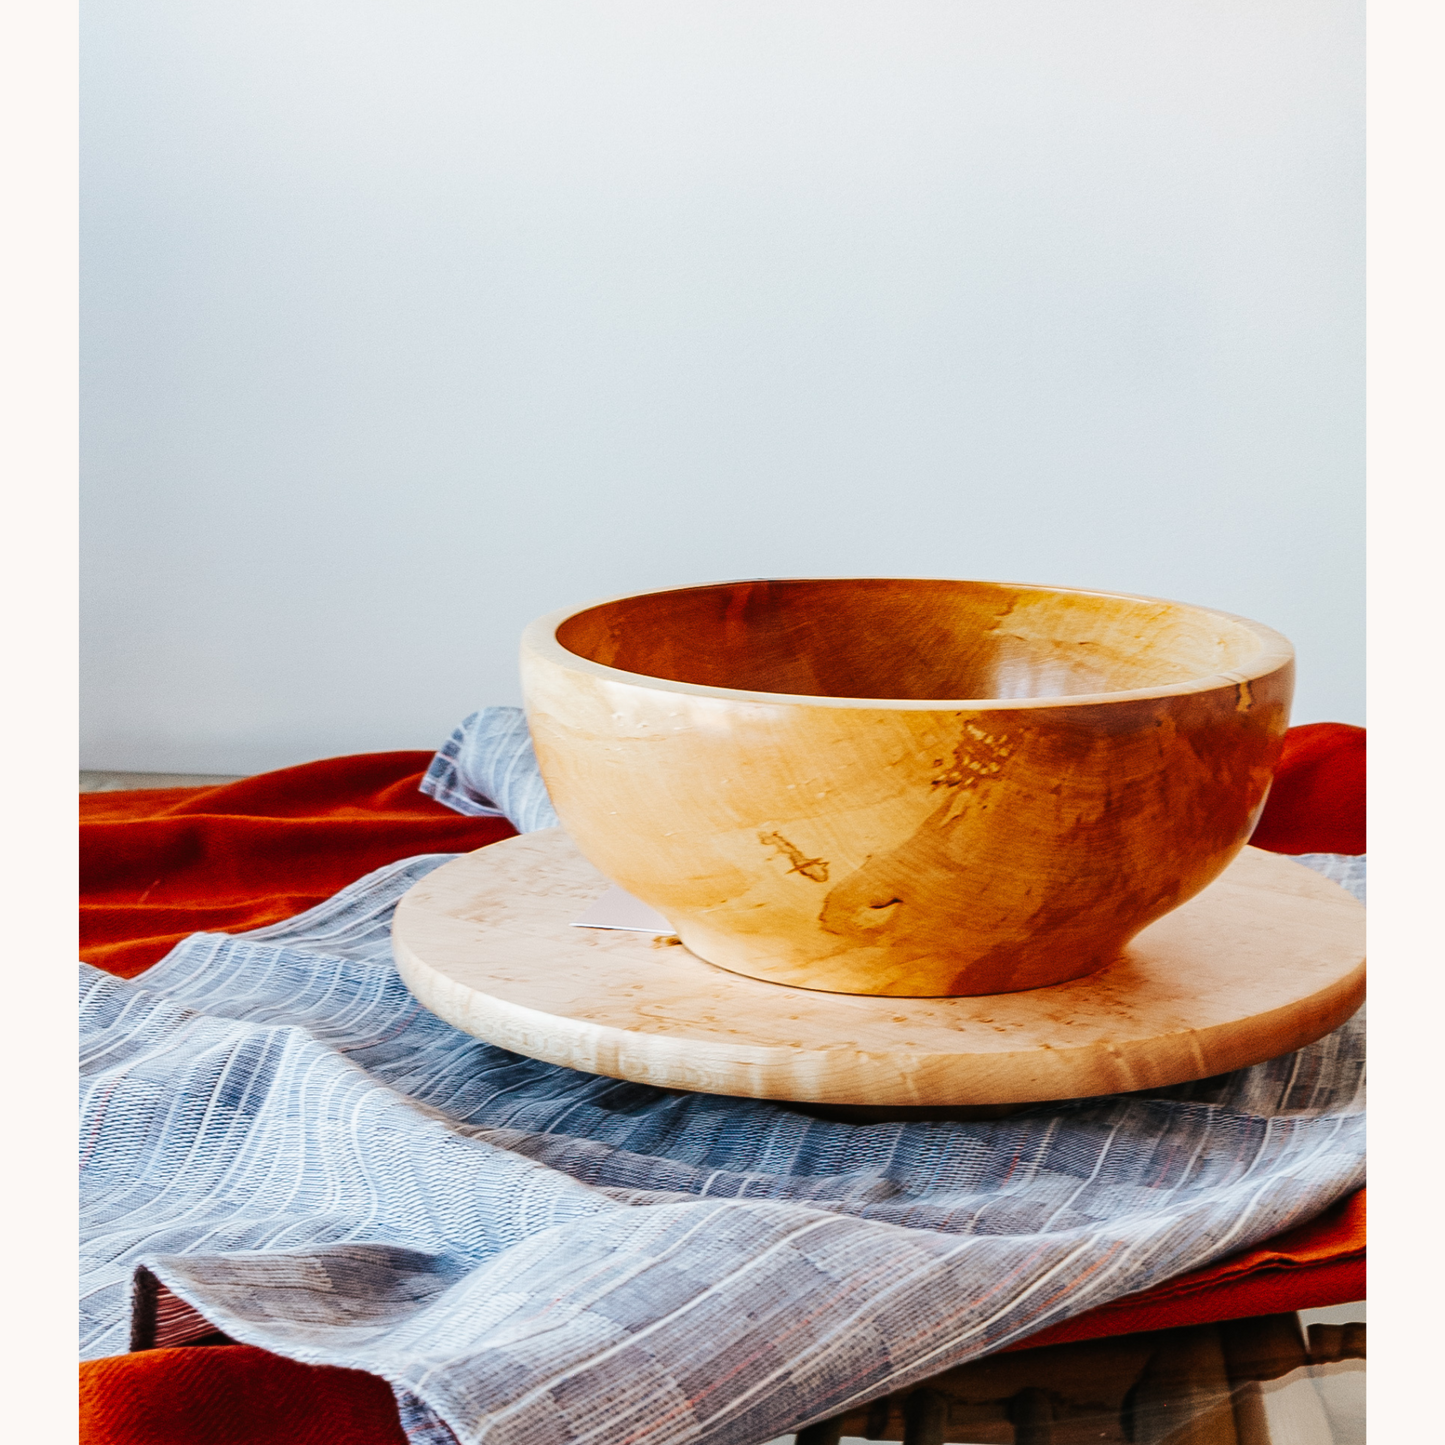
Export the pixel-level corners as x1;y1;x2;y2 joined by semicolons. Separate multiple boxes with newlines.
521;576;1295;712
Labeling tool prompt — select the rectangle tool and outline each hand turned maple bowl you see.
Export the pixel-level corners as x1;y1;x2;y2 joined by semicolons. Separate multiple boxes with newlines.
520;578;1294;997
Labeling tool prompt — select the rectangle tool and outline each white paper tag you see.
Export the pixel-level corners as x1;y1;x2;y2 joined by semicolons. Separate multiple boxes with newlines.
571;886;676;934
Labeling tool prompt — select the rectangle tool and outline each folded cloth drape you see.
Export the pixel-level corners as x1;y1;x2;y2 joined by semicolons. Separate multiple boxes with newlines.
79;718;1365;1445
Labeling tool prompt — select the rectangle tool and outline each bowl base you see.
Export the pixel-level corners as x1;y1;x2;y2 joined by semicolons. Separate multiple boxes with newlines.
671;921;1116;998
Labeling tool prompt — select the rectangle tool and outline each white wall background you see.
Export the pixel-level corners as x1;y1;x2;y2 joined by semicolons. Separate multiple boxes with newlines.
82;1;1363;775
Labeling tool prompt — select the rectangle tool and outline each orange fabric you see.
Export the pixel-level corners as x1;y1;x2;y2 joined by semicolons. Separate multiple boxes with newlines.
1249;722;1366;855
1007;1188;1364;1351
79;1345;408;1445
81;752;517;978
78;725;1364;1442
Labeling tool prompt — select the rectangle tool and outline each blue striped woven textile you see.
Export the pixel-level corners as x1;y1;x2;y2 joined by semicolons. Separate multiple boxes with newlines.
80;708;1365;1445
421;708;560;832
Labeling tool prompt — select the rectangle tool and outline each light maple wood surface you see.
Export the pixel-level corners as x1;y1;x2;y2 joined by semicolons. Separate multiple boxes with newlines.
390;830;1363;1108
520;578;1295;996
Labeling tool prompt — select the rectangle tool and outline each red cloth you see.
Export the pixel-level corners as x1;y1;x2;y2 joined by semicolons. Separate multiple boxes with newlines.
78;1345;409;1445
1248;722;1366;855
78;725;1364;1443
1005;1185;1364;1351
80;752;517;978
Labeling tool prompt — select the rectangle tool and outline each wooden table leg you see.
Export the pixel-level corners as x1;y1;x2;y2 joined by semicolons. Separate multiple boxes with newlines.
794;1417;846;1445
1008;1385;1054;1445
902;1387;950;1444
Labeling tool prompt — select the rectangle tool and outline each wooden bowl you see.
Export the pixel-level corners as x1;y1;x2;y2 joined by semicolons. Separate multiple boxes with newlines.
520;578;1294;997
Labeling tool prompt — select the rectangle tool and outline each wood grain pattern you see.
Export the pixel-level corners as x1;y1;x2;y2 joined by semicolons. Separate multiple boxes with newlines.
520;578;1296;996
390;830;1364;1107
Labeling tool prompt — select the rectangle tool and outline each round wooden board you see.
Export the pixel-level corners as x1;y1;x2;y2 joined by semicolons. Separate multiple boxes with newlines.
391;830;1365;1108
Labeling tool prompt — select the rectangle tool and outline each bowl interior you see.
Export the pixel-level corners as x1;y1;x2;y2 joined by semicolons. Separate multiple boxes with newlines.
554;579;1268;702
